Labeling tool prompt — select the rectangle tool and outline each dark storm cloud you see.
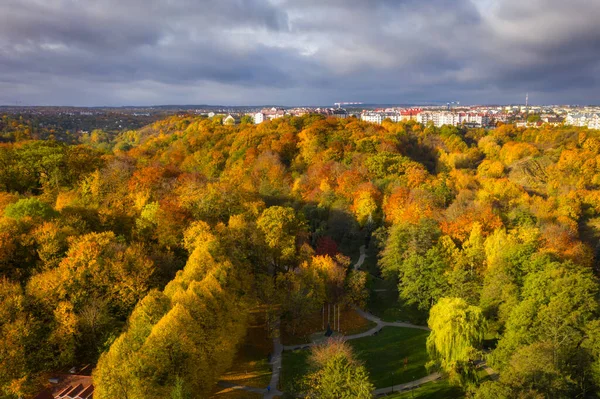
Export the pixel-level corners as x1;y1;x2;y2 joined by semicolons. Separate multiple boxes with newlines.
0;0;599;105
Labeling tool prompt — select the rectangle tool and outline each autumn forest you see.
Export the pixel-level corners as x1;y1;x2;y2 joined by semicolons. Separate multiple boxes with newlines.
1;114;600;398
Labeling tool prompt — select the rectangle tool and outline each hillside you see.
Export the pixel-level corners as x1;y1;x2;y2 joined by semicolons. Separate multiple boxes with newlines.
0;115;599;398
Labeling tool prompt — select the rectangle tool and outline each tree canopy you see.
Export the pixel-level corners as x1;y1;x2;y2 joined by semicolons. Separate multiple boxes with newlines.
0;114;599;398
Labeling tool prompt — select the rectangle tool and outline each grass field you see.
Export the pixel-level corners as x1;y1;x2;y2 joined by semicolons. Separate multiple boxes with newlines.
280;306;376;345
384;379;464;399
279;326;430;393
218;307;273;389
352;244;428;326
351;327;430;388
367;278;428;325
280;349;310;394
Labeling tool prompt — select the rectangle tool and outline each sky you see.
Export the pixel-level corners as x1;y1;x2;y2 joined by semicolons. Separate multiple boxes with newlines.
0;0;599;107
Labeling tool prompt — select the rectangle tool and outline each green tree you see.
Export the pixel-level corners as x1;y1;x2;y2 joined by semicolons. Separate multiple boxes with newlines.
305;338;373;398
4;198;57;220
476;342;568;399
0;279;33;398
398;246;450;311
427;297;486;385
240;115;254;124
489;259;598;397
345;270;369;308
379;218;441;280
257;206;306;271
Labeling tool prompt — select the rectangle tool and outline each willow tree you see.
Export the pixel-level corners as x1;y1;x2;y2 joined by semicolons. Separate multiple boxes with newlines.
427;297;486;385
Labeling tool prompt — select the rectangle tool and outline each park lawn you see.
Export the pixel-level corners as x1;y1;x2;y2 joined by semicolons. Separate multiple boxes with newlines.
279;350;310;394
367;278;428;325
385;379;464;399
280;306;376;345
279;327;430;393
350;327;430;388
219;307;272;389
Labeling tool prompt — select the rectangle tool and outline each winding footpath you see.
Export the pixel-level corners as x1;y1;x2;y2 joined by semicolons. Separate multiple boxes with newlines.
373;373;442;396
282;307;429;351
264;320;284;398
354;245;367;271
217;245;441;397
282;246;429;350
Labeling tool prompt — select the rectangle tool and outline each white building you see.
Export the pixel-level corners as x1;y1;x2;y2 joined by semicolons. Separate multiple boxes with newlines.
253;108;286;124
254;112;266;124
565;113;600;129
417;111;490;128
361;109;494;127
361;112;385;124
417;112;434;125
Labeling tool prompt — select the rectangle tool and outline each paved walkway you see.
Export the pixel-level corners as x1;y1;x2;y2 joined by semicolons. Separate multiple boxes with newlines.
283;253;430;351
283;306;429;351
216;320;284;398
264;320;284;398
218;245;437;397
354;245;367;270
354;306;431;331
373;372;442;396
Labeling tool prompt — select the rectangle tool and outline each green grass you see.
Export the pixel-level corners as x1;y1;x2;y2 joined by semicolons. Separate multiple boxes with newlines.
350;327;430;388
219;308;272;388
353;244;428;326
280;350;310;394
385;379;464;399
279;327;430;392
367;278;428;325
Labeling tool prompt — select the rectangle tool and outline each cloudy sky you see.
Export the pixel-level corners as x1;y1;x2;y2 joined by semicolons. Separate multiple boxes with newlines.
1;0;599;106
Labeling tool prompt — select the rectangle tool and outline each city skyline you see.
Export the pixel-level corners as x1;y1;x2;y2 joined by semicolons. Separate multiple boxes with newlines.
1;0;599;106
